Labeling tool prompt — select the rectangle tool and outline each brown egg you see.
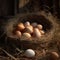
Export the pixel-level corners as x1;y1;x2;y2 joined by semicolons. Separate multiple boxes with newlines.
21;33;31;40
24;21;30;27
25;25;33;33
33;28;42;38
51;52;59;58
49;52;59;60
37;24;43;30
17;23;25;30
40;30;45;35
15;31;22;38
31;22;37;27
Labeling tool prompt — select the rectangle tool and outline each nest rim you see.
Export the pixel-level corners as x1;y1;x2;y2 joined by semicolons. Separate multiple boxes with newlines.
5;11;58;43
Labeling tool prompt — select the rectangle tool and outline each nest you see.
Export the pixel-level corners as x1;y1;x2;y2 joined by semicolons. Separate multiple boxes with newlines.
4;11;58;47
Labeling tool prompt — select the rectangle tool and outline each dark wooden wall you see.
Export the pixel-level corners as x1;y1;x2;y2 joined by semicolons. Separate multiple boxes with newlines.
0;0;60;17
43;0;60;17
19;0;60;17
0;0;18;17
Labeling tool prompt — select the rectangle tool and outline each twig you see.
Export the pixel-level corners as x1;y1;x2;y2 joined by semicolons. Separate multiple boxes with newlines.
12;44;24;53
9;43;24;55
16;48;24;53
1;49;17;60
0;32;6;39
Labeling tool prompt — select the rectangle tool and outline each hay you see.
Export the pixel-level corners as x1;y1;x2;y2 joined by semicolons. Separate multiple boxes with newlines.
5;11;58;43
1;11;60;60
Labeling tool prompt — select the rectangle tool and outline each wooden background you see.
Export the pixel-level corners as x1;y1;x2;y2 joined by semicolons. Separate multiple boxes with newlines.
0;0;60;18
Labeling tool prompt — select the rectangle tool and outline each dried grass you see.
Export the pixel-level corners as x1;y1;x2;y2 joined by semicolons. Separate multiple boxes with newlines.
0;11;60;60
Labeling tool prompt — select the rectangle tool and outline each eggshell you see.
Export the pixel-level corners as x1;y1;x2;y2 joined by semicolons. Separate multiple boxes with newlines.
17;23;25;30
15;31;21;38
51;52;59;58
37;24;43;30
25;49;35;57
33;28;42;38
31;22;37;27
21;33;31;40
25;25;33;33
24;21;30;27
40;30;45;35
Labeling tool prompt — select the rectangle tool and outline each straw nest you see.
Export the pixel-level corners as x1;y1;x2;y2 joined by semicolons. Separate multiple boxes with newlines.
4;11;58;47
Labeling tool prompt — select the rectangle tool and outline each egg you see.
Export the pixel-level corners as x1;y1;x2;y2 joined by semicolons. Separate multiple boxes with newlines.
31;22;37;27
17;23;25;30
21;33;31;40
15;31;21;38
33;28;42;38
25;25;33;33
37;24;43;30
25;49;35;57
24;21;30;27
51;52;59;58
40;30;45;35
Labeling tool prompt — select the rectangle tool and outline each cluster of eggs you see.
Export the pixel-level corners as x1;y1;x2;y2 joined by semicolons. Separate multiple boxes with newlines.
14;21;45;40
